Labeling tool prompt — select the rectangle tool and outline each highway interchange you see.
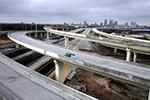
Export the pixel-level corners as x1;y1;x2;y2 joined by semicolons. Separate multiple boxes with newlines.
7;28;150;89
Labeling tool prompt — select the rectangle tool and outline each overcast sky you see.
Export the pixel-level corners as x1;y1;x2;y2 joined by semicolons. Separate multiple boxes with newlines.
0;0;150;25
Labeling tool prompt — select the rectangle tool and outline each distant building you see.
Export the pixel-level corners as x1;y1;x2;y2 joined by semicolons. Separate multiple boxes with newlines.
84;21;87;26
114;21;118;26
64;22;68;26
124;22;129;27
95;22;98;26
104;19;107;26
109;20;114;26
131;22;136;27
100;22;103;26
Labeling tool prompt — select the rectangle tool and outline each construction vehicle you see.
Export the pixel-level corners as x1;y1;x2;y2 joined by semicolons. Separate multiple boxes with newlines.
65;52;75;57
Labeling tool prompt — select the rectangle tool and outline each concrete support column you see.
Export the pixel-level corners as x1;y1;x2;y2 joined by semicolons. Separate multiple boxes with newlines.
35;33;37;38
133;52;137;63
66;28;68;31
47;32;49;39
54;60;72;83
62;28;64;31
40;33;43;37
114;48;117;53
50;32;52;36
29;33;31;37
54;60;64;83
16;43;19;49
65;36;69;47
126;48;131;62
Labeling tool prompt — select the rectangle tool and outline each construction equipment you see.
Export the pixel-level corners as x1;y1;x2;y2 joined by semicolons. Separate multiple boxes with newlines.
65;52;75;57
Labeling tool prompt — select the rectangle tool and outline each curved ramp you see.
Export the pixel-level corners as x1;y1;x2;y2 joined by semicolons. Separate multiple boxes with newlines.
8;30;150;89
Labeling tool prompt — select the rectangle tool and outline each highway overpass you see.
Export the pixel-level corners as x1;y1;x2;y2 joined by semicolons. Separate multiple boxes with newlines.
7;29;150;86
0;53;96;100
6;29;150;99
45;27;150;62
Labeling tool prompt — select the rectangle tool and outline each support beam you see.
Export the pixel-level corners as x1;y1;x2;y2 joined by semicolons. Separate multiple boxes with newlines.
133;52;137;63
65;36;69;47
114;48;117;53
16;43;19;48
54;60;64;83
47;32;49;40
126;48;131;62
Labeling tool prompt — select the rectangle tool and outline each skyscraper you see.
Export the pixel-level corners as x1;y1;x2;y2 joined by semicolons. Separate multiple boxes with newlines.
104;19;107;26
131;22;136;27
84;21;87;26
109;20;114;26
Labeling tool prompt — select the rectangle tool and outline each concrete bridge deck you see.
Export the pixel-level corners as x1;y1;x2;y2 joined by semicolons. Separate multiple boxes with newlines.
8;31;150;89
0;53;96;100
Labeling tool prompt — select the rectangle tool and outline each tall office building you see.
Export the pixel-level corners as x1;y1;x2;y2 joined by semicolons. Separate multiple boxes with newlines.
104;19;107;26
131;22;136;27
109;20;114;26
84;21;87;26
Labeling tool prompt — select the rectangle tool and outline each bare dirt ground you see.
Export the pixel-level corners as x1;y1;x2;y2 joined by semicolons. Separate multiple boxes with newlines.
0;39;13;44
65;68;148;100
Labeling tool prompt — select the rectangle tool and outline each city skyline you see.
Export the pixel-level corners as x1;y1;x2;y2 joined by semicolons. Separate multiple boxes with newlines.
0;0;150;25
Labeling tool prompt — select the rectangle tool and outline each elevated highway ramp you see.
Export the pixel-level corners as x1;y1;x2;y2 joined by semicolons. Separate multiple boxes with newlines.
0;53;97;100
8;30;150;89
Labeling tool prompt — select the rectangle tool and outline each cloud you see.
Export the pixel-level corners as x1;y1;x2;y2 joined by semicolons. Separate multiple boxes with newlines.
0;0;150;25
